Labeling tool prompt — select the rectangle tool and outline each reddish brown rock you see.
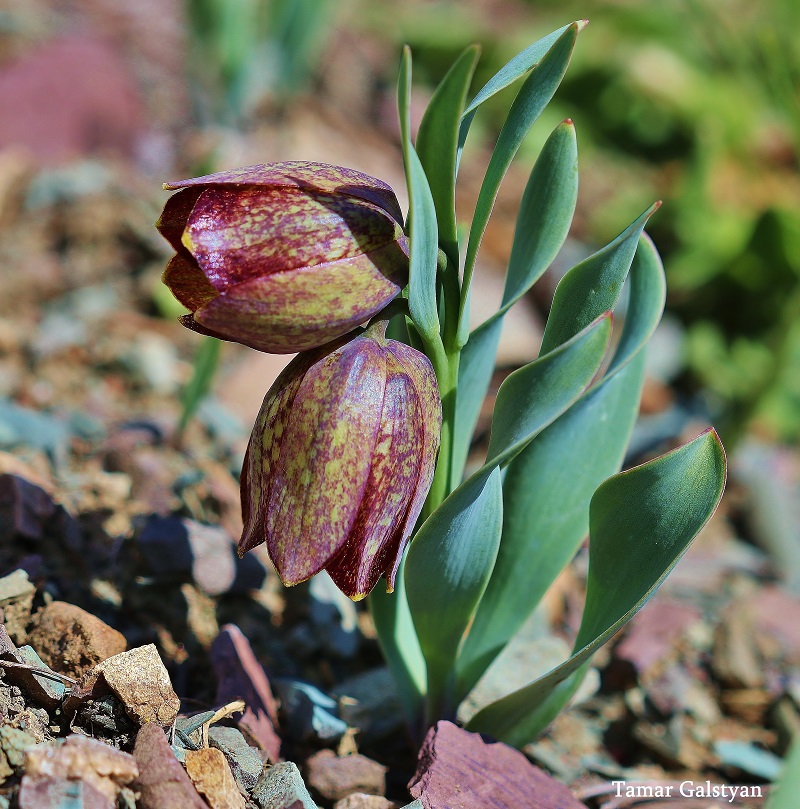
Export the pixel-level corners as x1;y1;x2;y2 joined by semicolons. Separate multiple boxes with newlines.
19;775;112;809
27;601;127;678
132;723;207;809
614;597;703;682
305;750;387;803
211;624;281;761
409;721;586;809
24;734;138;804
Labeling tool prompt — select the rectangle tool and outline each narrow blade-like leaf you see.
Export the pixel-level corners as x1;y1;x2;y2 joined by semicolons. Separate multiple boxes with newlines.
606;233;666;378
417;45;480;266
539;203;660;356
458;24;580;346
452;121;578;476
415;313;611;702
406;145;440;342
397;48;440;343
179;336;221;435
457;22;583;165
466;430;727;746
484;314;612;468
456;352;645;697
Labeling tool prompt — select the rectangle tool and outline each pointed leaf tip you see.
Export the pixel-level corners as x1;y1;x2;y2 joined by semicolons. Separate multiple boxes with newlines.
578;19;589;30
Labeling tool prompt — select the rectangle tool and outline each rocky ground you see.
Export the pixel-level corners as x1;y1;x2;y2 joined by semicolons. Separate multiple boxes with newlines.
0;2;799;807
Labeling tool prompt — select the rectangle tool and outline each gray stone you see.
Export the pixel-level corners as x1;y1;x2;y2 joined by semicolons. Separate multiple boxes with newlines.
10;645;65;707
208;725;264;794
251;761;318;809
275;679;348;745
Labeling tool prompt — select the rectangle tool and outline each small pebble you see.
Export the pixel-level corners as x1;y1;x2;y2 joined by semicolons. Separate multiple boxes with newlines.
304;750;387;803
27;601;127;678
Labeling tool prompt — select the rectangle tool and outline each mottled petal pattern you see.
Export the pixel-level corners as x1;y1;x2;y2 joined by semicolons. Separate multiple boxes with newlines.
266;338;387;584
157;162;408;354
238;328;442;600
383;341;442;587
164;161;403;224
192;242;407;354
326;365;422;599
162;253;218;311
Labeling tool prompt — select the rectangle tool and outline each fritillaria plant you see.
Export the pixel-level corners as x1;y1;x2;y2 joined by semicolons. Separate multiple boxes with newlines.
159;21;726;747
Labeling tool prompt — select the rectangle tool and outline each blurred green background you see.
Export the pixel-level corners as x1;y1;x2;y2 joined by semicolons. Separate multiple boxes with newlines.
3;0;796;448
187;0;799;445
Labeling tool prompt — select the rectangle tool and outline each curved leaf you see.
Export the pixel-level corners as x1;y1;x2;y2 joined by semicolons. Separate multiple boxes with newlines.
457;22;583;166
456;352;646;697
607;233;666;378
369;559;426;722
453;121;579;476
417;45;481;266
398;47;439;343
405;468;503;705
466;429;727;745
484;313;612;468
458;24;581;346
539;203;660;356
406;145;440;342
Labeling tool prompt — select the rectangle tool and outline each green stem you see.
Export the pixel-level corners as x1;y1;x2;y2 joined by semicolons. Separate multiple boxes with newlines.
419;251;463;520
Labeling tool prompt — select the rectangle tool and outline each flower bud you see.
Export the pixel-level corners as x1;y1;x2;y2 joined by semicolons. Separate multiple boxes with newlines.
239;324;441;600
157;162;409;353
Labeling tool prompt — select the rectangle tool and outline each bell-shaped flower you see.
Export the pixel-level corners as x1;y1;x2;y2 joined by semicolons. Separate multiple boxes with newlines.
157;162;409;353
239;323;441;600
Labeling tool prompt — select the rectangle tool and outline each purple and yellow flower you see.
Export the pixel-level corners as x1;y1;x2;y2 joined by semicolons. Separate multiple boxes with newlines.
157;162;409;354
238;323;441;600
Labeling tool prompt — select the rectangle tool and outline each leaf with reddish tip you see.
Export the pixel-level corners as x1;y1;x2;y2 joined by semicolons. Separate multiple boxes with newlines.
467;430;727;745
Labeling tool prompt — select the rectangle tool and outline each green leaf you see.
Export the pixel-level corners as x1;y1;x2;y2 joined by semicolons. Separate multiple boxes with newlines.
767;739;800;809
607;233;666;378
397;47;440;345
484;314;612;468
458;23;580;347
539;203;660;356
457;22;582;166
405;467;503;707
466;429;727;746
452;121;579;476
405;146;441;342
397;46;412;196
368;558;426;722
456;352;646;698
179;336;221;435
503;120;578;308
417;314;611;705
417;45;480;267
453;316;503;476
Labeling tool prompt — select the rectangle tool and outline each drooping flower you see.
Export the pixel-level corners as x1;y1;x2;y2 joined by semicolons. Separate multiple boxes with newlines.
157;162;409;353
239;323;441;600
